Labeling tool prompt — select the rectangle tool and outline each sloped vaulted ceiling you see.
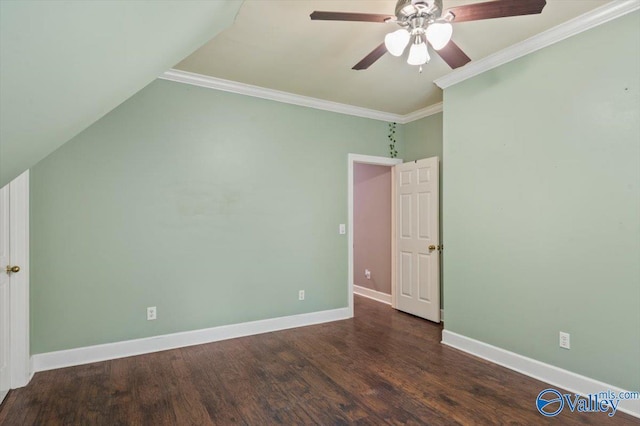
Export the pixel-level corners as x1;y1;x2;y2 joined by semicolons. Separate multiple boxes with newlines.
0;0;243;187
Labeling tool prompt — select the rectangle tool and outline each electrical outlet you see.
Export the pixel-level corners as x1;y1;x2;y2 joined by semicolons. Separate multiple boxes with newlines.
299;290;305;301
365;269;371;279
339;224;346;235
147;306;157;321
559;331;570;349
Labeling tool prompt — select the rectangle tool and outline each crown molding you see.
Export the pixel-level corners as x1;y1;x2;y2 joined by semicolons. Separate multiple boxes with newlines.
435;0;640;89
161;3;638;121
161;69;403;122
160;69;440;124
402;102;443;122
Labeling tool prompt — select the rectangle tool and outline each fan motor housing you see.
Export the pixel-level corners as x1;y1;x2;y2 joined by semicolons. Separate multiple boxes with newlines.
395;0;443;21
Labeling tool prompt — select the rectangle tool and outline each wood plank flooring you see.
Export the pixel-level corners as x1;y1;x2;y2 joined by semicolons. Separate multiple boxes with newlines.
0;296;637;425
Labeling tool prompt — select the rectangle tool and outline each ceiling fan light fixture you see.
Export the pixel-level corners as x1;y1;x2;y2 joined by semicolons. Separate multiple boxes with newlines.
384;29;411;56
407;36;430;66
425;22;453;50
310;0;547;71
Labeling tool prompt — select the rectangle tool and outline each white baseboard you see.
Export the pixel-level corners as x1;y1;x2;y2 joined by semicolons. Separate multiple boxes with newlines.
32;307;351;373
353;285;392;305
442;330;640;418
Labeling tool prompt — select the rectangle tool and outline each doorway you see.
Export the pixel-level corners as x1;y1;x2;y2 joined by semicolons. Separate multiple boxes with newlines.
353;163;393;304
347;154;402;317
348;154;441;323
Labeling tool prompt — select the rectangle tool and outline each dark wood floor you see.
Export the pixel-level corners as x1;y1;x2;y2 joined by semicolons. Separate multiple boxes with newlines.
0;296;636;425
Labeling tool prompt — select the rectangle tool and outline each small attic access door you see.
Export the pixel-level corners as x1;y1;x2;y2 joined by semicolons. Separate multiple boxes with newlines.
0;171;31;402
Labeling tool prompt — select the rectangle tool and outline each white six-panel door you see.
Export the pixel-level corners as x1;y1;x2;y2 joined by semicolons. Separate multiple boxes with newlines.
0;184;10;403
395;157;440;322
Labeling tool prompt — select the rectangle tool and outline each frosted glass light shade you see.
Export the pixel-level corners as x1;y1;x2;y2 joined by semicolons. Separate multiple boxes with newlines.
426;22;453;50
407;41;429;65
384;29;410;57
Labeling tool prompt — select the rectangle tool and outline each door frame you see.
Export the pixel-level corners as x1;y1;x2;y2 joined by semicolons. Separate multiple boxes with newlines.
6;171;31;388
347;154;402;317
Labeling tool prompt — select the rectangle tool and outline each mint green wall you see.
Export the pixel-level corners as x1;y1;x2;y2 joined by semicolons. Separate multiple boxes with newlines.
403;113;443;162
0;0;242;187
30;80;399;354
443;12;640;390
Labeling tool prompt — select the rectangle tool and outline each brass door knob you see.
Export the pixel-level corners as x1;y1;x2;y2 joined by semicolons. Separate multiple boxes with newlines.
6;265;20;274
428;245;436;251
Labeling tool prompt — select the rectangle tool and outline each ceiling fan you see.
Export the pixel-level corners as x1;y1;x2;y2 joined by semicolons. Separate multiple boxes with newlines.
310;0;547;71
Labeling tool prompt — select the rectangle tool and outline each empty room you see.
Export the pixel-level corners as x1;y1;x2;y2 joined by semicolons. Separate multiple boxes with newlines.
0;0;638;424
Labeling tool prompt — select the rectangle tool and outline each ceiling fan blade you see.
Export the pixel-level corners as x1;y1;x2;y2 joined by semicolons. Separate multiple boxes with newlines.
352;43;387;70
446;0;546;23
310;11;394;23
435;40;471;69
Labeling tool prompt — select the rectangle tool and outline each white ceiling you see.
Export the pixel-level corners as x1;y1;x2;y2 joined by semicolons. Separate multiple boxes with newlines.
175;0;612;115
